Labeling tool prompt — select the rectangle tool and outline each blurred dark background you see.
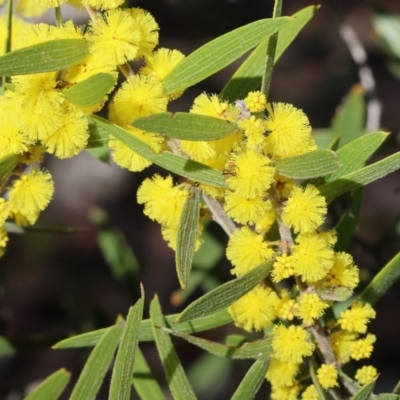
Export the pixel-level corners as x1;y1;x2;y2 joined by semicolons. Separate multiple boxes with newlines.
2;0;400;398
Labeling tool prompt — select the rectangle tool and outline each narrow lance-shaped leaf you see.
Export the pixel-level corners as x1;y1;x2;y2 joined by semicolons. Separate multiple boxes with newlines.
70;322;124;400
92;116;228;188
176;187;200;289
360;251;400;306
0;39;90;76
163;328;272;360
132;348;166;400
24;369;71;400
275;149;340;179
176;260;273;323
309;358;327;400
86;120;109;148
0;154;20;180
325;131;389;183
318;151;400;204
332;84;365;148
352;379;377;400
62;73;115;108
132;112;238;141
53;309;233;349
109;287;145;400
230;360;270;400
150;296;197;400
220;5;319;102
163;17;291;95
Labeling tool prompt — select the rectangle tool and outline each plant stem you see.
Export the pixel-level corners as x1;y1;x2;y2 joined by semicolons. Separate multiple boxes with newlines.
55;6;63;27
1;0;13;94
260;0;282;99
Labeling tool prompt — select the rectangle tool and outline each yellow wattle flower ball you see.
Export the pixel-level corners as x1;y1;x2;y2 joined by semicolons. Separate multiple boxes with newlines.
355;365;378;385
317;364;339;389
351;334;376;360
338;301;376;333
244;91;267;113
266;358;300;387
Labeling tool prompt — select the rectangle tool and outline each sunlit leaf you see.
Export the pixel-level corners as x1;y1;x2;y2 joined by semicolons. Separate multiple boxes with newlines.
0;39;90;76
0;154;20;180
132;112;238;141
24;369;70;400
352;378;377;400
92;116;227;188
163;17;291;94
150;297;197;400
176;260;273;323
62;73;115;108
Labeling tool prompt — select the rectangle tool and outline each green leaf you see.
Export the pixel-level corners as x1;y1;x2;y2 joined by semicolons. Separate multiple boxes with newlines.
0;39;90;76
132;112;238;141
318;151;400;204
316;285;353;302
109;290;144;400
325;132;389;182
53;309;232;349
150;297;197;400
176;260;273;323
374;14;400;59
378;395;400;400
132;348;166;400
163;328;272;360
0;336;15;357
360;251;400;305
176;187;200;289
352;379;377;400
231;360;270;400
87;120;109;148
24;369;70;400
334;187;363;252
220;5;319;101
0;154;20;180
86;147;109;163
163;17;291;95
62;73;115;107
92;116;228;188
70;322;124;400
275;149;340;179
332;85;365;148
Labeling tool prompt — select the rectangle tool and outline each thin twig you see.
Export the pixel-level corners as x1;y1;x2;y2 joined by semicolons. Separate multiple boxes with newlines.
340;23;381;132
202;194;237;237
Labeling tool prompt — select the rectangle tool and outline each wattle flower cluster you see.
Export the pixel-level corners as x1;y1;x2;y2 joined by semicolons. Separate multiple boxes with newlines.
0;2;183;258
137;91;378;397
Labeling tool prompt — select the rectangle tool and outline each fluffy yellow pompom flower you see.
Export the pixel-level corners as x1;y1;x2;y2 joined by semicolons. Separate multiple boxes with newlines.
109;75;168;126
266;358;300;387
330;330;357;364
0;199;9;226
228;285;279;332
224;191;270;225
226;227;274;276
324;252;359;290
88;9;141;66
272;253;295;282
292;233;334;282
42;104;89;159
271;384;301;400
355;365;378;385
264;102;316;160
190;93;238;120
244;91;267;113
296;293;328;326
80;0;124;10
8;169;54;223
109;127;164;172
317;364;338;389
237;116;266;149
225;150;275;198
137;175;189;227
351;334;376;360
272;325;314;364
282;185;327;234
141;48;184;82
301;385;319;400
338;301;376;333
125;8;159;58
276;290;297;321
